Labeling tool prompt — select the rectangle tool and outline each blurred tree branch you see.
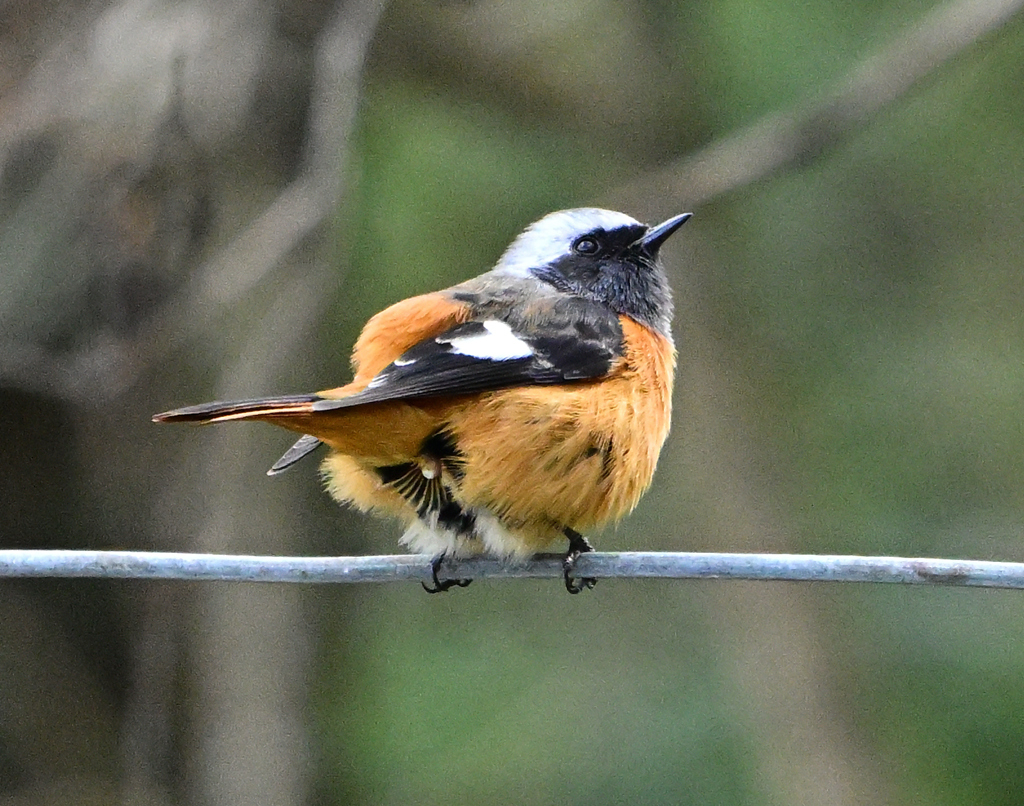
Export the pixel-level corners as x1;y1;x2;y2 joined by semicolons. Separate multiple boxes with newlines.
0;0;384;407
616;0;1024;209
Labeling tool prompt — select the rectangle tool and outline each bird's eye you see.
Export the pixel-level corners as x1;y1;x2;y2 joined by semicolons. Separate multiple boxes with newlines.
573;236;600;255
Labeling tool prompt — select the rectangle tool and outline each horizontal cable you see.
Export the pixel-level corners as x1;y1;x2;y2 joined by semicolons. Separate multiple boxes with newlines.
1;550;1023;589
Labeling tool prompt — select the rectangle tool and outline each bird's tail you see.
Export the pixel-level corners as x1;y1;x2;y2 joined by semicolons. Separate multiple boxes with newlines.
152;395;319;425
153;396;326;474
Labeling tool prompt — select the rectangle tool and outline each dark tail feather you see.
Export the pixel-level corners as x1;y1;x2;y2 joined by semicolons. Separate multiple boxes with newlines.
152;395;318;424
267;434;324;475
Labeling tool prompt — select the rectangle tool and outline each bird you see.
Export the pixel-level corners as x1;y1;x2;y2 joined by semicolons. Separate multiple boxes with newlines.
153;207;691;593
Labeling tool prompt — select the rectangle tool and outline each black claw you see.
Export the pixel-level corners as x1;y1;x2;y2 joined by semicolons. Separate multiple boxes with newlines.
422;554;473;594
562;527;597;594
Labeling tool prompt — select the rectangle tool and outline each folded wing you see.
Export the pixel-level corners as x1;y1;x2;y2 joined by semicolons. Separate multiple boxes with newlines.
312;308;624;412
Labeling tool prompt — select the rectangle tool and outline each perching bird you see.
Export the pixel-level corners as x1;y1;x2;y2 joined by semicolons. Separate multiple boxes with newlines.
154;207;690;592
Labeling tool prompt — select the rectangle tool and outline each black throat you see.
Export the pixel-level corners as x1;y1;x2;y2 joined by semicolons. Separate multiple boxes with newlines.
533;251;673;337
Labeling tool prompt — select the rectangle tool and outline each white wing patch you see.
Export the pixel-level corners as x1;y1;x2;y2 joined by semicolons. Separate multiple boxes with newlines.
443;320;533;361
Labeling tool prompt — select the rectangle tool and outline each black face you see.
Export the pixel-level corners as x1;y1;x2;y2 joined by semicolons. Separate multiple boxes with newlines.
534;223;674;336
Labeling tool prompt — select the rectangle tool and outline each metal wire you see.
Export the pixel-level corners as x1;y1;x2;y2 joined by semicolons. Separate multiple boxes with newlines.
2;549;1023;589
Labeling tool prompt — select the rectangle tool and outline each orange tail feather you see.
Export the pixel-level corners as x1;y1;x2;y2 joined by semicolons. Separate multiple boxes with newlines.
152;395;318;425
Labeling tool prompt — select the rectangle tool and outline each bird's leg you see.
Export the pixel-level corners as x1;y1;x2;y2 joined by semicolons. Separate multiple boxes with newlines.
422;554;473;593
562;527;597;594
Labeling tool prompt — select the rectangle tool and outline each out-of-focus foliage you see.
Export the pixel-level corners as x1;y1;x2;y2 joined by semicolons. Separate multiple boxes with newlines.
3;0;1024;804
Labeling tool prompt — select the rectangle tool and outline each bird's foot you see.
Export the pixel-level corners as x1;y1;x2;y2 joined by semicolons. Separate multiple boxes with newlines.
422;554;473;593
562;528;597;594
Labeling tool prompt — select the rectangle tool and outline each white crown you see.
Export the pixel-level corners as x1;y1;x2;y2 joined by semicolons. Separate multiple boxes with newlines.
494;208;642;277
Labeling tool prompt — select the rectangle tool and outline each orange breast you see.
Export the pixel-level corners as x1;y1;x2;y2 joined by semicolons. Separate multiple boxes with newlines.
447;317;675;548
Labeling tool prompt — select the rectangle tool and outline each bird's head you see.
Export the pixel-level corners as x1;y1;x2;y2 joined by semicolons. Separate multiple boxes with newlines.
494;208;691;336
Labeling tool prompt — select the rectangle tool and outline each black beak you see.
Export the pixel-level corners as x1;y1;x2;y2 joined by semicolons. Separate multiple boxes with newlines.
637;212;692;256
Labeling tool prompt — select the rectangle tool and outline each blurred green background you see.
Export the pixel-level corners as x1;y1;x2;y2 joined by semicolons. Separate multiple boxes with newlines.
3;0;1024;804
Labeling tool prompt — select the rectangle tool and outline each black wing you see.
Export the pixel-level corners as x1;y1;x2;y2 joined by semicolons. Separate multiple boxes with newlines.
312;302;624;413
